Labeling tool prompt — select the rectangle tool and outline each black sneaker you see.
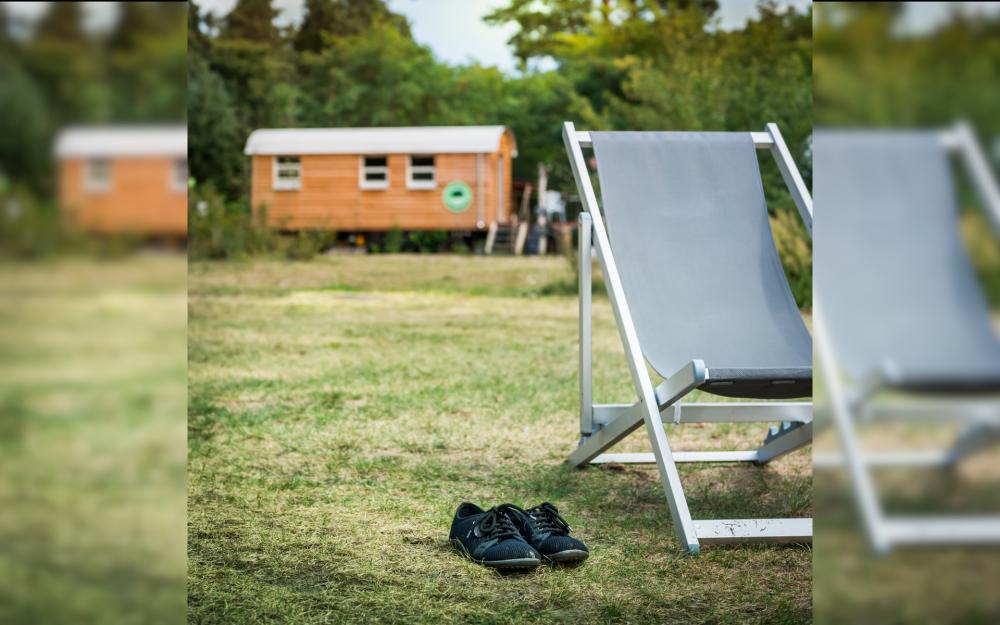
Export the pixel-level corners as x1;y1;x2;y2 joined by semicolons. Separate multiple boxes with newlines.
449;503;541;570
509;502;589;563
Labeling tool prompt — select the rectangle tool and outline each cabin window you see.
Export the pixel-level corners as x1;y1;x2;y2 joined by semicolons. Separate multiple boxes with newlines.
273;156;301;190
406;156;436;189
84;158;111;193
171;158;188;192
360;156;389;190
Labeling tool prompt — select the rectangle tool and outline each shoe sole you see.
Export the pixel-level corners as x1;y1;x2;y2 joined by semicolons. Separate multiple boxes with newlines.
450;538;540;570
544;549;589;563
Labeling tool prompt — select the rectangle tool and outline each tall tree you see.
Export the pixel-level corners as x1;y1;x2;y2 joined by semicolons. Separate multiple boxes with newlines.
23;2;107;124
33;2;89;44
0;60;52;196
188;1;210;57
107;2;187;121
0;5;10;52
294;0;409;53
219;0;280;44
188;56;245;199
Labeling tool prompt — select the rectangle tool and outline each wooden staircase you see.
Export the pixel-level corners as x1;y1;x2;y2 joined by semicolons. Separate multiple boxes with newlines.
485;222;528;255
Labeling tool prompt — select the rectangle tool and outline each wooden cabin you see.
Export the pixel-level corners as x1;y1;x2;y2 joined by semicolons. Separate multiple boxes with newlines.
244;126;517;233
55;126;188;236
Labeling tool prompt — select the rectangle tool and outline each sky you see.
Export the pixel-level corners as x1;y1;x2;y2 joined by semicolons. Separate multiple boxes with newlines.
5;2;1000;73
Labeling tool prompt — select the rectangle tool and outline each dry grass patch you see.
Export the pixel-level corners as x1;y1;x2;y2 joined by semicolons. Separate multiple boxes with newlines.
188;256;811;625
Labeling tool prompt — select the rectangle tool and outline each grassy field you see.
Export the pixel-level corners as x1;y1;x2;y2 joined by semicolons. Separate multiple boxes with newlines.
0;256;187;625
188;255;811;625
812;415;1000;624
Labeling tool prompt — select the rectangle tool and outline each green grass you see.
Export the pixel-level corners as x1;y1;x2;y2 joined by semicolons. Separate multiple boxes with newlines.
0;255;188;625
188;255;811;625
812;419;1000;625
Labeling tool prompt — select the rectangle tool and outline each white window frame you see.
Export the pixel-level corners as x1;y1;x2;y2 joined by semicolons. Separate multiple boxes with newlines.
406;155;436;189
84;158;111;193
171;158;188;193
360;155;389;190
273;155;302;191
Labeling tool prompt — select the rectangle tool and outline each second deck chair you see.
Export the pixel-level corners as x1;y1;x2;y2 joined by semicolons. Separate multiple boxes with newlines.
813;125;1000;552
562;122;814;554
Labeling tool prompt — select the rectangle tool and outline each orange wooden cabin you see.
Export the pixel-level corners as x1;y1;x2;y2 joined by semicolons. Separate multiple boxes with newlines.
244;126;517;233
55;126;188;236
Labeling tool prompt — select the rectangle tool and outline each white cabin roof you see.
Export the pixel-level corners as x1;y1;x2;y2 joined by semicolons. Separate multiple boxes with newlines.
54;126;187;158
244;126;517;157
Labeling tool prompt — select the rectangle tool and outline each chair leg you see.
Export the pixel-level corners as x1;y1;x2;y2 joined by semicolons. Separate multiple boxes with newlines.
945;424;1000;467
642;396;702;554
567;401;644;467
755;421;813;464
816;312;891;553
579;212;594;437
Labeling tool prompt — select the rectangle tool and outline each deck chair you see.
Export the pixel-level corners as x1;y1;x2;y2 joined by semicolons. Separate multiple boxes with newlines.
562;122;814;554
813;124;1000;553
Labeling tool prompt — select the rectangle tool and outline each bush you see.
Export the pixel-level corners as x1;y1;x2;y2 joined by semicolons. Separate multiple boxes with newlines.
407;230;448;254
769;209;812;309
283;230;337;261
449;239;471;255
0;183;149;259
188;186;278;259
0;186;66;258
961;211;1000;306
382;225;403;253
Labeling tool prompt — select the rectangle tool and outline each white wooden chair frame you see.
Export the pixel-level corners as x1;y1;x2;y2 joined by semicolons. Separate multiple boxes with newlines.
563;121;814;554
813;122;1000;552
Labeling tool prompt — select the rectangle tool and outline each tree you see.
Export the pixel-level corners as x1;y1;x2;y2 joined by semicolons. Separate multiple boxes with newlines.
0;60;52;196
33;2;89;45
187;56;246;199
189;1;210;58
219;0;280;45
107;2;187;122
294;0;409;53
297;21;449;127
22;3;108;124
0;5;10;52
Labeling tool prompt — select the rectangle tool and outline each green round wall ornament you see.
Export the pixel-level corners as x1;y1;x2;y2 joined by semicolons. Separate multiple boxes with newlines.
442;181;472;213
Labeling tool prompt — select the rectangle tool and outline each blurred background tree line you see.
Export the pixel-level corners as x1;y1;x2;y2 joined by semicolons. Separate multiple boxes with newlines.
814;2;1000;303
187;0;813;301
189;0;812;200
0;2;186;255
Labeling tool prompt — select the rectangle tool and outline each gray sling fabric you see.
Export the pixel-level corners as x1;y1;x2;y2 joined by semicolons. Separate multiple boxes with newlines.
591;131;812;399
814;131;1000;392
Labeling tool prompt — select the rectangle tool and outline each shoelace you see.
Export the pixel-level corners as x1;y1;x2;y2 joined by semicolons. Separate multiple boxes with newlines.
476;506;521;540
526;502;571;535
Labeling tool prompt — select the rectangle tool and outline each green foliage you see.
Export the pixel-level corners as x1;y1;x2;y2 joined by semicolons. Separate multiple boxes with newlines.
0;186;64;258
297;21;450;127
294;0;409;52
0;60;52;197
961;212;1000;304
284;229;337;261
407;230;449;254
770;210;812;309
815;4;1000;305
106;3;188;122
382;224;404;254
188;185;338;260
187;56;246;199
0;1;186;254
219;0;281;44
183;0;816;301
188;185;277;259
